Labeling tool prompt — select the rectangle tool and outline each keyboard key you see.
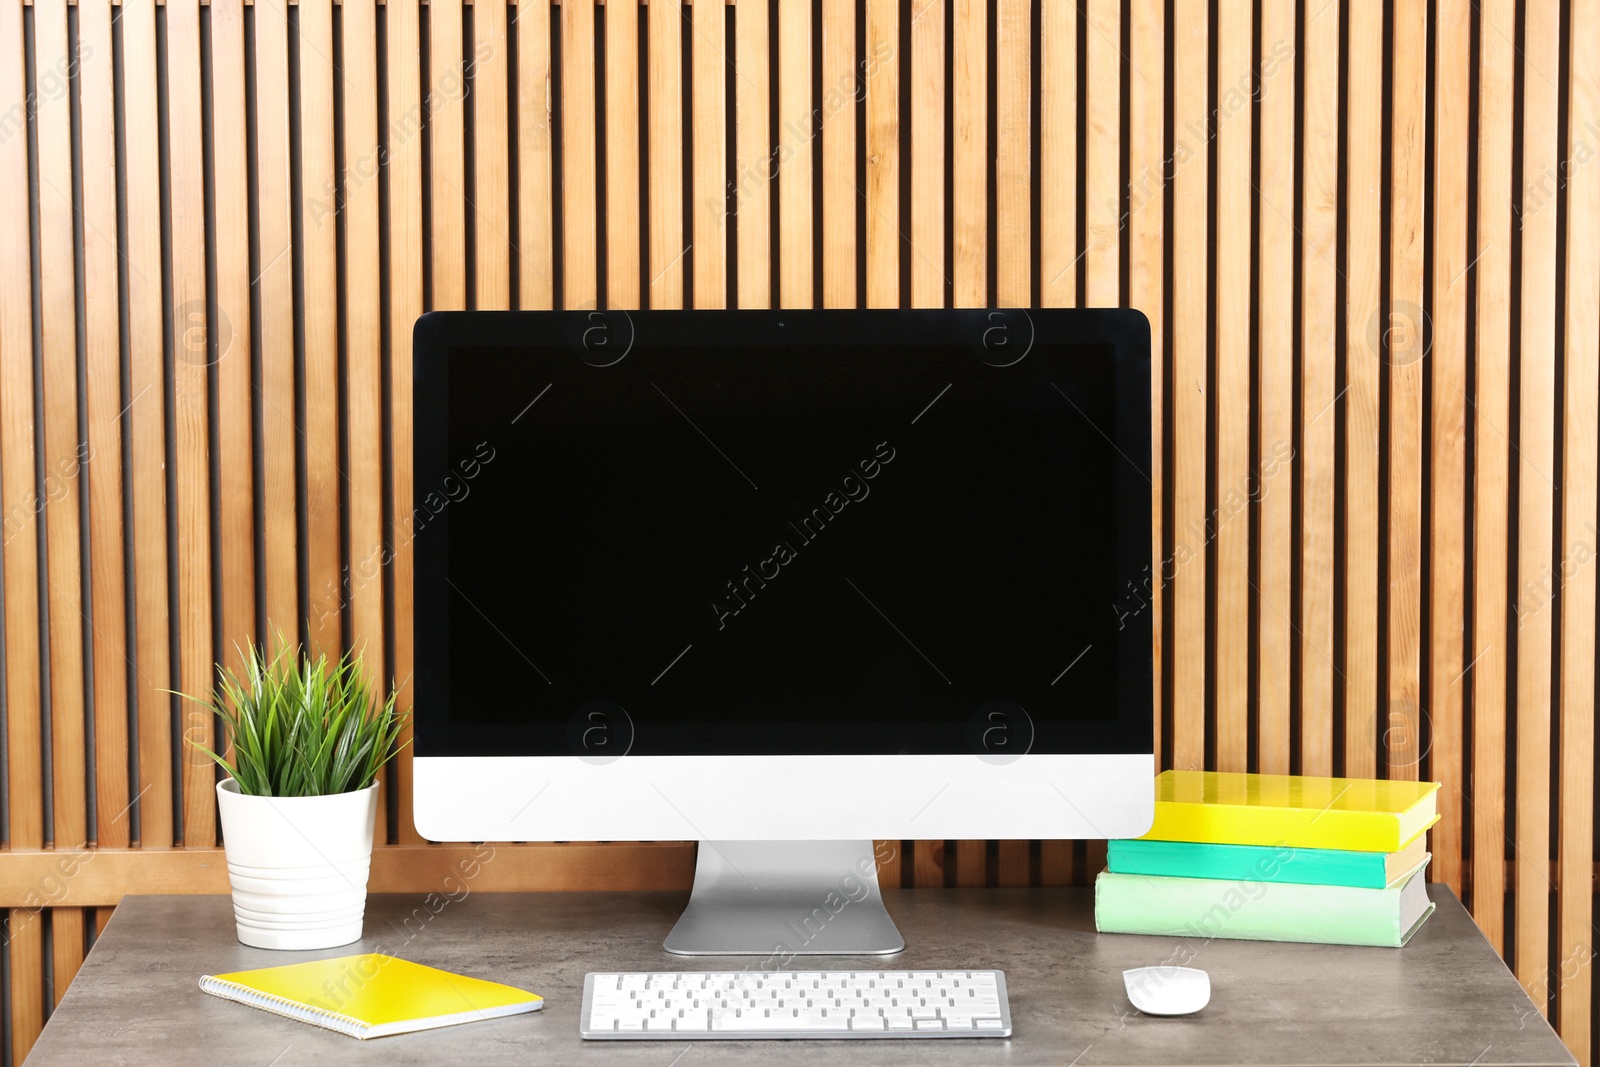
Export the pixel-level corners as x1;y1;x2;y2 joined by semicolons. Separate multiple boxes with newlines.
712;1013;848;1032
850;1016;887;1031
975;1017;1005;1030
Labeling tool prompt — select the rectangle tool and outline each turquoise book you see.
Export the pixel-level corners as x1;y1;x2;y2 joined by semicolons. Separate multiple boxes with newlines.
1108;835;1429;890
1094;868;1435;948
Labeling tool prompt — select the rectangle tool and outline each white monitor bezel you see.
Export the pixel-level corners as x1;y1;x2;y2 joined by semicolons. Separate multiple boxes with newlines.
414;753;1155;842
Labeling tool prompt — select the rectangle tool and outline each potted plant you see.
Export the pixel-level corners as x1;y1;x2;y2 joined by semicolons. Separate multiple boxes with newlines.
183;638;409;950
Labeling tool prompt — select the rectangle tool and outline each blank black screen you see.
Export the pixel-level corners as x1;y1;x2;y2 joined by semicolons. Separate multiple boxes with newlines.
426;331;1147;755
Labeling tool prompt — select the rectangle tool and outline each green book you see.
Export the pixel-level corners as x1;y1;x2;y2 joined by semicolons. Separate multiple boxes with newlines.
1094;868;1435;947
1108;835;1430;889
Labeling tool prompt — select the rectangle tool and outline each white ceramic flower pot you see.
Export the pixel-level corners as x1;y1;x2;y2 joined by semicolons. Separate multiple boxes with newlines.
216;778;379;950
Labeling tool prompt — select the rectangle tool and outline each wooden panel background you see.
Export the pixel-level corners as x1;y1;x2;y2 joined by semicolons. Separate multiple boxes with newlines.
0;0;1595;1062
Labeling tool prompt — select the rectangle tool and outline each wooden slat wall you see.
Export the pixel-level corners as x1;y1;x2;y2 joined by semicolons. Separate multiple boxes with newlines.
1297;0;1336;779
1519;0;1559;1010
1473;0;1514;959
0;2;1596;1064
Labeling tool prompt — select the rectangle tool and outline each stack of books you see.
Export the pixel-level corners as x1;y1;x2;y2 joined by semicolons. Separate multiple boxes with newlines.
1096;770;1441;948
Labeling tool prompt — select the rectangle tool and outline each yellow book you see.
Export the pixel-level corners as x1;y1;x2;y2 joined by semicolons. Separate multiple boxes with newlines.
200;954;543;1039
1140;770;1441;852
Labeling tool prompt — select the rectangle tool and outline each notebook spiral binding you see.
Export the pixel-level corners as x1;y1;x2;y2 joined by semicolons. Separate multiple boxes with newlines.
199;976;371;1039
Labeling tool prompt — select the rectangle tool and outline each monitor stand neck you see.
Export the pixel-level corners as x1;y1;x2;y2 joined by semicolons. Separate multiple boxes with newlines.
663;841;906;957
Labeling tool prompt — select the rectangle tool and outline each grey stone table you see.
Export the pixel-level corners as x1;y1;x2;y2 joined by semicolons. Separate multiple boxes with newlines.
28;886;1573;1066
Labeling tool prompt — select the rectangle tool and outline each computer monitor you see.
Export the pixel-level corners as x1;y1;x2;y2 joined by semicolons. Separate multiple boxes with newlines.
412;309;1154;955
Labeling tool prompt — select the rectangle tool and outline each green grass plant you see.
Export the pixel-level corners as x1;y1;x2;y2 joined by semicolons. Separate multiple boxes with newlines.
182;638;410;797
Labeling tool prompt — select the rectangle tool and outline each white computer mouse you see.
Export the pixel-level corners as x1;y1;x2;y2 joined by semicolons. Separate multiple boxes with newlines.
1122;966;1211;1015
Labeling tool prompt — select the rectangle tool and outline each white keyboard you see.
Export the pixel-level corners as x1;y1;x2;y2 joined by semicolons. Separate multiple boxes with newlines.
579;969;1012;1040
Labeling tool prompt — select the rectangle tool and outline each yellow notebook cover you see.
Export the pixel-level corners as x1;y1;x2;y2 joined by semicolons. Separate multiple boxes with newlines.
200;954;543;1039
1141;770;1441;852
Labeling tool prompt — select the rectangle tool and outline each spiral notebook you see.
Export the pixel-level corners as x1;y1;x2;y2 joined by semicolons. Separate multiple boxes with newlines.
199;954;543;1039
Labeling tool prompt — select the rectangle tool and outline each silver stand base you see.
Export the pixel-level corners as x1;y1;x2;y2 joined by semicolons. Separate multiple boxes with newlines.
663;841;905;956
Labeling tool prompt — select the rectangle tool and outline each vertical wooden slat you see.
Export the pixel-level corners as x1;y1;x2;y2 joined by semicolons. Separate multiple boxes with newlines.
863;0;896;308
562;0;599;308
123;0;174;846
169;0;214;854
1385;0;1425;780
1514;0;1558;1010
1297;0;1337;777
949;0;983;308
875;841;902;888
1039;840;1074;888
81;0;130;848
1038;0;1073;309
301;0;341;657
607;0;642;308
648;0;684;308
1427;0;1469;888
389;0;425;842
49;907;83;1008
691;0;727;308
1256;0;1294;775
255;0;297;639
35;0;89;921
908;0;943;309
775;0;809;308
953;840;984;887
1342;0;1380;779
1471;0;1513;956
2;0;45;1050
1084;840;1109;887
733;0;770;309
1083;0;1116;307
1558;1;1598;1054
211;0;254;700
946;848;978;893
1128;0;1162;766
8;919;43;1060
515;0;555;310
472;0;511;309
993;0;1027;309
915;840;946;888
430;0;468;310
819;0;853;308
1170;0;1206;770
1212;0;1249;770
734;0;770;309
343;0;387;841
